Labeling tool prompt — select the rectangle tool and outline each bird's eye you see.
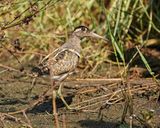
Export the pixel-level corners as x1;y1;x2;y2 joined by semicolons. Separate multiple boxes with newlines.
81;27;86;31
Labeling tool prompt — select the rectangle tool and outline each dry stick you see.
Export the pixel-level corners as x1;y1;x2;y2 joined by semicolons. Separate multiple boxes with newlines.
0;116;5;128
72;89;123;110
1;43;24;70
26;77;37;99
22;111;32;127
1;0;59;30
79;96;122;111
73;78;122;82
48;30;59;128
0;63;38;78
3;0;39;27
82;98;123;113
0;113;33;128
71;88;123;108
127;82;133;128
121;83;131;123
75;92;115;108
65;78;159;86
0;63;20;72
0;76;49;87
0;69;8;74
62;114;66;128
15;51;47;56
52;89;60;128
81;89;125;110
71;83;157;110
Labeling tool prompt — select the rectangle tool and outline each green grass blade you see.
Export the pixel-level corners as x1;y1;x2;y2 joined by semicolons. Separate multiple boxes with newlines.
136;46;154;76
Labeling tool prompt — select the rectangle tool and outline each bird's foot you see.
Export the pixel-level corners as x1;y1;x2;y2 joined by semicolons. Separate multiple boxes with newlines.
57;83;81;111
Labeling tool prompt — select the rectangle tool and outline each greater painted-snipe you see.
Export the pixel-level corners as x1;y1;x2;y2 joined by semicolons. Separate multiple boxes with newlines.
35;26;109;109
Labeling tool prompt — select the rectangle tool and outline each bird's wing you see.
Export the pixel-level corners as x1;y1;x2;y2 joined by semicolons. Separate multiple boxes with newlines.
39;48;59;64
55;48;80;58
37;48;80;76
40;48;80;64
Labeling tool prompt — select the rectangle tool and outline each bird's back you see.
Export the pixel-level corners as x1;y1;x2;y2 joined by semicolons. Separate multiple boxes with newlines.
49;49;79;77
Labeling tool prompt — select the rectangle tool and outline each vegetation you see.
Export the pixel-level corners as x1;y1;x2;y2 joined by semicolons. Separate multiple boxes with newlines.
0;0;160;127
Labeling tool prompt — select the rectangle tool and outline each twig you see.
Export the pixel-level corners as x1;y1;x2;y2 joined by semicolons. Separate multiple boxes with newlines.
0;69;9;74
3;1;39;27
0;63;38;78
1;0;62;30
52;90;60;128
0;113;33;128
1;43;24;70
16;51;47;56
22;111;32;127
62;114;66;128
66;78;122;84
0;63;20;72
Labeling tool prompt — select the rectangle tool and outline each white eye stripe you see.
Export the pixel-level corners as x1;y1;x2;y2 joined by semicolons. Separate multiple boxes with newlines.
74;27;88;32
74;28;82;32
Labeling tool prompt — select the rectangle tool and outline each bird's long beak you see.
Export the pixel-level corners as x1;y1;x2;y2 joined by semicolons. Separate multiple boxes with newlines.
89;32;110;42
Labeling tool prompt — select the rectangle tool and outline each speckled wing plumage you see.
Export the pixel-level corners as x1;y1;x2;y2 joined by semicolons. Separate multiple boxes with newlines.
38;47;80;81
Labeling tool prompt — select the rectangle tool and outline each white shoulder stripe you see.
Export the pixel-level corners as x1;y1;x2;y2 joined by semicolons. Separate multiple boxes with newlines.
67;48;81;57
54;48;80;58
41;48;80;64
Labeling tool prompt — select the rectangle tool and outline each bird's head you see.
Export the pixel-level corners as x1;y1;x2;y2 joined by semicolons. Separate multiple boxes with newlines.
72;25;109;42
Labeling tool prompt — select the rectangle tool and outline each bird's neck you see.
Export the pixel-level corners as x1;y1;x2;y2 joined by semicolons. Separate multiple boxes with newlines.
66;34;82;53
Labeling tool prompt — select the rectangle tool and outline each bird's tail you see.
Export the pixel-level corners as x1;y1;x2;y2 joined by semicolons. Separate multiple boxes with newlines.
31;64;50;76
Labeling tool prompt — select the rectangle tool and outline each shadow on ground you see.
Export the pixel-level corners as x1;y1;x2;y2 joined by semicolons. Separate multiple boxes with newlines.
78;120;140;128
30;95;74;113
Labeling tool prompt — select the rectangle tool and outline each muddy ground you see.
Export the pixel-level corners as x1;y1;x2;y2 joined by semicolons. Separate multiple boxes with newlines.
0;48;160;128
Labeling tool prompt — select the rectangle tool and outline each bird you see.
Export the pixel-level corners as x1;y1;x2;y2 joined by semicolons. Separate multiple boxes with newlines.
34;25;109;109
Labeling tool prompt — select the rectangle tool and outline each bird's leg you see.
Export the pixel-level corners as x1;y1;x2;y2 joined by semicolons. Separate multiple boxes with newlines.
51;81;60;128
57;83;74;110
